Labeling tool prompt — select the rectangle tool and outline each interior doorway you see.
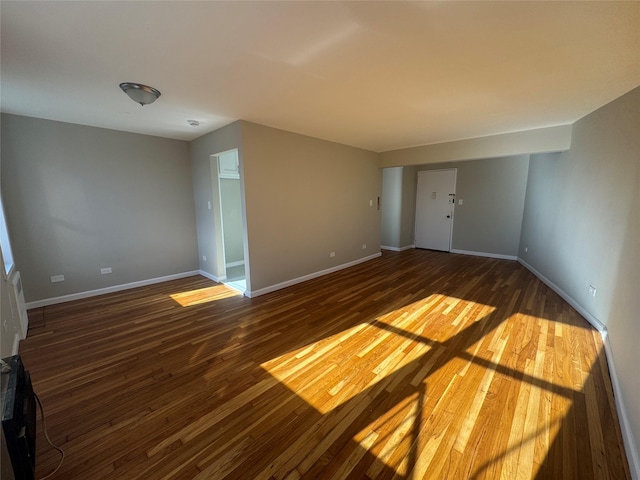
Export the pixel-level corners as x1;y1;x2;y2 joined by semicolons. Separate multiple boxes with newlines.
212;149;246;292
414;168;457;251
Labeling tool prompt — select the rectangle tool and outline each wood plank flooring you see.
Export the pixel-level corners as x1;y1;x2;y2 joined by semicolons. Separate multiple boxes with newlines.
20;249;630;479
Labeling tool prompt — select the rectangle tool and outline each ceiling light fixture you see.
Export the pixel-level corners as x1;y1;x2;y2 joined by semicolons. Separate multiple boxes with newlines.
187;120;200;127
119;82;161;106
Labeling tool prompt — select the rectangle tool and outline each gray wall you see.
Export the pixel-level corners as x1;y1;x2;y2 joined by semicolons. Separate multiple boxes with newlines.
519;87;640;468
381;167;403;248
384;156;529;257
399;166;417;248
220;178;244;265
379;125;571;167
241;121;381;293
381;166;416;249
190;122;243;280
446;155;529;256
1;114;199;303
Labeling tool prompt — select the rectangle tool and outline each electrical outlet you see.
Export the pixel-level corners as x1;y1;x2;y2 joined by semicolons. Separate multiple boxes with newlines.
525;247;528;252
202;255;207;261
100;267;112;275
330;251;335;258
362;244;367;249
588;285;596;297
50;274;65;283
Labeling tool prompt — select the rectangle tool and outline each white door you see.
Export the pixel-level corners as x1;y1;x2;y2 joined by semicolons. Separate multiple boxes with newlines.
414;169;456;251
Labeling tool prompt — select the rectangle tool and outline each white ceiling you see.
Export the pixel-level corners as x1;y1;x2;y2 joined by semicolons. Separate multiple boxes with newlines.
1;1;638;152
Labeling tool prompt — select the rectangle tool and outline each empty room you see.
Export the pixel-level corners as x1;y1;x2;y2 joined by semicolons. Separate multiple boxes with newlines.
1;2;638;479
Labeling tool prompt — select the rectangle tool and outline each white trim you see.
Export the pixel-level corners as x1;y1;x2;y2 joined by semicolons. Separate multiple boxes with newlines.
8;270;28;339
25;271;201;309
602;335;640;480
223;280;246;294
518;257;639;479
12;334;20;356
517;258;605;331
415;168;457;252
380;245;414;252
245;253;382;298
225;260;245;268
198;270;224;283
450;249;518;261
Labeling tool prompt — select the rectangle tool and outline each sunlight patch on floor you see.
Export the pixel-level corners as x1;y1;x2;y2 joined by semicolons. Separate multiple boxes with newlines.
260;294;605;478
468;319;603;479
358;392;420;478
260;294;472;415
170;284;241;307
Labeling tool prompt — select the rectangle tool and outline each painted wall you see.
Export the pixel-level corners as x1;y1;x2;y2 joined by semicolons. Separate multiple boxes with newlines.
444;155;529;256
190;122;243;280
379;125;571;167
1;114;198;303
381;166;416;250
399;166;417;249
219;178;244;265
240;121;381;293
386;156;529;257
381;167;403;248
519;86;640;471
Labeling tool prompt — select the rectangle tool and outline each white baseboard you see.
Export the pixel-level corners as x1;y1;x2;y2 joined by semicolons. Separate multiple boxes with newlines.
225;261;245;268
380;245;414;252
198;270;224;283
602;334;640;480
25;271;201;309
450;249;518;261
517;258;605;331
246;253;382;298
518;257;639;479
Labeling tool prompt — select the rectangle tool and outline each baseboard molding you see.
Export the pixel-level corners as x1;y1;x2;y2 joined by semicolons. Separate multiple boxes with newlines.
246;253;382;298
225;261;245;268
25;271;201;309
450;249;518;261
198;270;224;283
380;245;414;252
517;258;605;331
518;258;639;479
602;335;640;480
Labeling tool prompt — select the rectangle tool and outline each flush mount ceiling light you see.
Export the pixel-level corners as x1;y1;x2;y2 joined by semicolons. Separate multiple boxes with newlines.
119;82;161;106
187;120;200;127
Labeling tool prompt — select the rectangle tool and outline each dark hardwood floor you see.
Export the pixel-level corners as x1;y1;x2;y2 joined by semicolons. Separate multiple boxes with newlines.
21;249;630;479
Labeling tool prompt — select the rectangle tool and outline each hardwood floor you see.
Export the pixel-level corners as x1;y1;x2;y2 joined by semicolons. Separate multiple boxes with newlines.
21;249;630;479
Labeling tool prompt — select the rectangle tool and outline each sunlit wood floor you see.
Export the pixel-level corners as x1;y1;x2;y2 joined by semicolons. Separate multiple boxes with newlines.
22;249;630;479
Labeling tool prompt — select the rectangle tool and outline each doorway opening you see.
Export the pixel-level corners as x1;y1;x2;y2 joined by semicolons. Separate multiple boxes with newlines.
211;149;246;293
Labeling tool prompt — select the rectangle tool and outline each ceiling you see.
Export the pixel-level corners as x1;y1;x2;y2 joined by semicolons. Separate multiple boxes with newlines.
1;1;638;152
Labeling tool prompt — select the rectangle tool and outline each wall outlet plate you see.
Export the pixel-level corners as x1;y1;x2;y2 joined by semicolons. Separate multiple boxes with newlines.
50;274;65;283
100;267;112;275
588;285;596;297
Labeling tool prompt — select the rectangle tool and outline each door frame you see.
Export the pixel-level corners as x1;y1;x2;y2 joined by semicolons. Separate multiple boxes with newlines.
210;148;249;292
414;168;457;252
